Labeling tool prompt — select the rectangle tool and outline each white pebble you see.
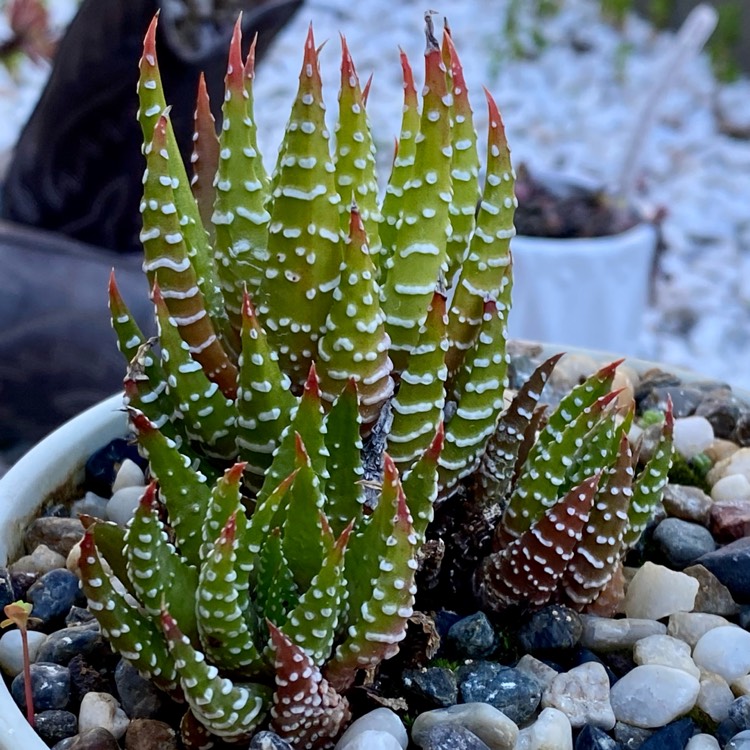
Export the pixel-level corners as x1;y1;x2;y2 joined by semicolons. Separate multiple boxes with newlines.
542;662;615;729
714;448;750;484
609;665;700;728
668;612;737;649
624;562;698;620
696;671;734;723
70;491;109;519
111;459;146;493
732;675;750;696
0;629;47;677
580;615;666;651
516;654;559;691
515;707;572;750
67;540;82;575
633;634;700;678
693;626;750;682
711;474;750;503
673;416;714;460
686;734;721;750
78;691;129;739
337;730;402;750
335;708;407;750
411;703;518;750
106;486;146;526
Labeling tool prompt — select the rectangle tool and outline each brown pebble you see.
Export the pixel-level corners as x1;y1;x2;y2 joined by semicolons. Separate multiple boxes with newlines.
704;438;740;465
683;564;740;616
25;517;85;557
124;719;178;750
67;727;120;750
662;484;713;526
709;498;750;542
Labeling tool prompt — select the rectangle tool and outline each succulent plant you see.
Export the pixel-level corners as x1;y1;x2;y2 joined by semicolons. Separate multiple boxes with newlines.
80;11;518;747
468;356;675;612
77;9;675;747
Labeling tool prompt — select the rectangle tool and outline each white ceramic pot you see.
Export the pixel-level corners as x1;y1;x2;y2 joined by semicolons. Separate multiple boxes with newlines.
508;221;657;356
0;394;125;749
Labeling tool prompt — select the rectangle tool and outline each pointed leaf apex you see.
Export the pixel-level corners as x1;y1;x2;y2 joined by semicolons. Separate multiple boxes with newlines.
665;396;674;430
382;452;400;488
362;73;373;106
151;280;164;306
130;409;157;435
241;288;258;319
226;462;247;483
138;481;158;511
108;268;119;297
599;388;624;408
159;608;181;639
303;361;321;397
227;15;244;80
336;519;356;551
79;527;96;557
244;32;258;78
399;49;416;93
483;88;503;128
340;34;357;85
303;23;318;70
142;14;159;65
599;358;626;378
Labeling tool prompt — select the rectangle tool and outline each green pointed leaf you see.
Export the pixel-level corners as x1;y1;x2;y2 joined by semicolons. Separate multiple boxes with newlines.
256;528;299;628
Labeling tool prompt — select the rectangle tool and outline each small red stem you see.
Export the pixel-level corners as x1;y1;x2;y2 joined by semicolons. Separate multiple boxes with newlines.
21;628;34;727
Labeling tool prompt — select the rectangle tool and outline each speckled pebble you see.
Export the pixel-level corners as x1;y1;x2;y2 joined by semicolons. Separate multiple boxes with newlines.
458;662;542;725
662;484;713;525
34;709;78;746
335;708;407;749
725;730;750;749
419;724;492;750
58;726;120;750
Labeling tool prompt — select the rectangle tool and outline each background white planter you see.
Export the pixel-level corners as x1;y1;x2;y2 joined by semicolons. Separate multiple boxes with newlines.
508;221;657;355
0;394;125;749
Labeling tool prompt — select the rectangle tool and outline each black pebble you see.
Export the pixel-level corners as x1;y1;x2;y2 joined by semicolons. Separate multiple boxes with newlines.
114;659;168;719
638;717;694;750
518;605;583;653
34;709;78;746
575;724;622;749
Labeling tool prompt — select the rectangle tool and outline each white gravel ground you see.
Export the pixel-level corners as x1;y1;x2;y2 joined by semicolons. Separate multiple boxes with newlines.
3;0;750;390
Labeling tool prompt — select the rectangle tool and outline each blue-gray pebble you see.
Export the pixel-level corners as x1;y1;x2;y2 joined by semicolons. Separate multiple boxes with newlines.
638;718;694;750
27;569;83;626
653;518;716;569
575;724;622;749
402;666;457;708
36;624;104;664
114;659;167;719
727;730;750;750
11;662;70;711
447;612;496;658
458;662;542;724
420;723;492;750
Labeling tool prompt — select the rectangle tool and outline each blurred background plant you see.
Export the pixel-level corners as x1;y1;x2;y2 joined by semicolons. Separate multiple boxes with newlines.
0;0;58;71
